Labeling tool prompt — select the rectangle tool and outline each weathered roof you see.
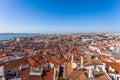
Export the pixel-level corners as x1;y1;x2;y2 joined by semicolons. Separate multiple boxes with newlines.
17;68;42;80
83;59;102;66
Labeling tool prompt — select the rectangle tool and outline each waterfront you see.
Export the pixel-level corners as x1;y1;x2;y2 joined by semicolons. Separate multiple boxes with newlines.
0;33;42;40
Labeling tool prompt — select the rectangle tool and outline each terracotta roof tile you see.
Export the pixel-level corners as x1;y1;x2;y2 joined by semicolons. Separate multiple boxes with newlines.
42;69;54;80
83;59;102;66
17;68;42;80
4;57;28;72
103;61;120;74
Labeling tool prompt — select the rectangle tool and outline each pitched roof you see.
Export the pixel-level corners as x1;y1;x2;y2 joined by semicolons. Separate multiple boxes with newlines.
83;59;102;66
66;71;87;80
17;68;42;80
3;57;28;72
93;70;110;80
45;53;66;65
103;61;120;74
27;57;38;67
42;69;54;80
2;54;45;72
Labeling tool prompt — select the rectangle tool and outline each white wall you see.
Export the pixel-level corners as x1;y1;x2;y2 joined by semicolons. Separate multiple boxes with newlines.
0;66;4;76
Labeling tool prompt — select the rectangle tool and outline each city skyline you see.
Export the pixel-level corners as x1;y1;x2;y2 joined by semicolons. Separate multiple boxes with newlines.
0;0;120;33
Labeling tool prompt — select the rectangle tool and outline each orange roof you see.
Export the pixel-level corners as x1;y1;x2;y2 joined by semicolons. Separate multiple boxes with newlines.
17;68;42;80
3;57;28;72
2;54;45;72
45;53;66;65
103;61;120;74
27;57;38;67
42;69;54;80
65;62;73;77
66;71;87;80
0;54;7;59
27;54;47;67
93;70;110;80
24;48;29;53
83;59;102;66
100;49;109;53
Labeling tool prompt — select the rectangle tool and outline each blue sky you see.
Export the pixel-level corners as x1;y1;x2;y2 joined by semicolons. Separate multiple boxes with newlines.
0;0;120;33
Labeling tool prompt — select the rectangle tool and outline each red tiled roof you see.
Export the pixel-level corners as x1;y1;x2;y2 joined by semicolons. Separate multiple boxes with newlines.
24;48;29;53
83;59;102;66
0;54;7;59
27;57;38;67
103;61;120;74
2;54;43;72
66;71;87;80
4;57;28;72
17;68;42;80
45;54;66;65
42;70;54;80
93;70;110;80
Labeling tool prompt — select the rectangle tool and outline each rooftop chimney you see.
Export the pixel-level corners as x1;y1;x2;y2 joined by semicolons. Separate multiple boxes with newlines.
0;66;5;80
53;67;56;80
0;66;5;76
102;63;106;72
80;56;83;68
88;68;93;78
71;54;74;64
